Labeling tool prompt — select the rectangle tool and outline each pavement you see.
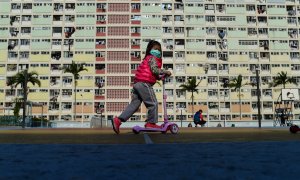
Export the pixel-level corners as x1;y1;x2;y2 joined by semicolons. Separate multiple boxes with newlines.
0;127;299;179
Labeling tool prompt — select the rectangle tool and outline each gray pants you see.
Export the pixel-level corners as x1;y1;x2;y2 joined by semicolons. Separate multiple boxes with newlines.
119;82;158;123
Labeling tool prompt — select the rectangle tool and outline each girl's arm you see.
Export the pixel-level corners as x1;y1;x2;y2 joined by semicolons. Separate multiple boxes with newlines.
148;57;169;77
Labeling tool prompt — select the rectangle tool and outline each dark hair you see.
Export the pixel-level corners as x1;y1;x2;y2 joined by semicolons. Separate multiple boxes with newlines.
144;40;161;59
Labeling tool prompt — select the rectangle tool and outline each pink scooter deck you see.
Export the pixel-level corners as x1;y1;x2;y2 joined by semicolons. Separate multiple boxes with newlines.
132;122;179;134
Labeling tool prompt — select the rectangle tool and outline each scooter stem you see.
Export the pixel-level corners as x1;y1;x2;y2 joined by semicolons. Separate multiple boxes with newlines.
162;76;168;122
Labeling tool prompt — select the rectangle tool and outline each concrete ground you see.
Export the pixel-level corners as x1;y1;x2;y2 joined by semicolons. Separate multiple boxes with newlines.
0;127;298;144
0;127;299;179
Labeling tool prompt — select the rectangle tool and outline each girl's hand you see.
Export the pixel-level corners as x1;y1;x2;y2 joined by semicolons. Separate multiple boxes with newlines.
165;71;172;76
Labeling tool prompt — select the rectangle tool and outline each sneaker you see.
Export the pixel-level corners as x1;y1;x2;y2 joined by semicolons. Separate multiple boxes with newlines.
145;122;161;129
112;117;122;134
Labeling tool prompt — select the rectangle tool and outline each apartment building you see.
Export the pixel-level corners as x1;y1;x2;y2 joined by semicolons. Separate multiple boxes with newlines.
1;0;300;124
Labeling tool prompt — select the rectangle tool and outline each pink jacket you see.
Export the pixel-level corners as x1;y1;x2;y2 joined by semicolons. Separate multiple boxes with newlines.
134;55;162;84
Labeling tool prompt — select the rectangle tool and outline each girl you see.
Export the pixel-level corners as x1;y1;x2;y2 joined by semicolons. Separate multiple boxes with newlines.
112;40;171;134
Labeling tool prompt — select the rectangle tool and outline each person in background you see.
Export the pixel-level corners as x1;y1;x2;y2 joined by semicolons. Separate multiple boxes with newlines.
193;109;206;127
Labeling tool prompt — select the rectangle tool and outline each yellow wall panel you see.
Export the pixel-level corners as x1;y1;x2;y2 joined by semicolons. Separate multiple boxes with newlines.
0;51;7;62
73;54;94;62
231;91;250;100
80;67;93;75
229;67;248;75
28;92;49;101
271;67;290;74
193;92;207;100
199;79;207;87
229;55;248;62
0;80;5;87
186;54;206;62
76;92;93;100
31;54;49;62
27;84;41;88
40;80;49;88
186;66;201;74
241;92;251;100
270;55;289;62
155;92;163;100
29;67;50;75
77;79;93;87
0;93;4;101
0;67;6;74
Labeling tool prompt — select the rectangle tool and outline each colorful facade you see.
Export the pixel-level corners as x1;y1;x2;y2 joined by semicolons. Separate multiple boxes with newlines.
1;0;300;123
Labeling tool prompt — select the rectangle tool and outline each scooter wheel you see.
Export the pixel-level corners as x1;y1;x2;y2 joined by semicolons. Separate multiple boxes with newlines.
132;129;139;134
290;125;299;134
170;124;179;134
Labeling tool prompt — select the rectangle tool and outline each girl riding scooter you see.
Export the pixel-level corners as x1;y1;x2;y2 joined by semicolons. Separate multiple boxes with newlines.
112;40;171;134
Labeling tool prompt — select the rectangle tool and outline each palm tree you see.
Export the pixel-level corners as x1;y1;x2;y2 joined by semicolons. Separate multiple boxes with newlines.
7;70;41;128
228;74;247;120
179;76;201;115
269;71;298;89
62;61;87;121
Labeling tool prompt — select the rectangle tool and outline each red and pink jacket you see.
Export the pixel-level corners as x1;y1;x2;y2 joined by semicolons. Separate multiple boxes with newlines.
134;55;162;84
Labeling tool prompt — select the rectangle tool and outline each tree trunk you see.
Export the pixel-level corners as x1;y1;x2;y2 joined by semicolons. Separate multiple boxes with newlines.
239;89;242;120
74;80;77;121
22;70;28;128
191;91;194;115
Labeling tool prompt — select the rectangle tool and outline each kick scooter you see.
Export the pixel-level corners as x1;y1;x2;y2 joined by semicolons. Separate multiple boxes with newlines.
132;75;179;134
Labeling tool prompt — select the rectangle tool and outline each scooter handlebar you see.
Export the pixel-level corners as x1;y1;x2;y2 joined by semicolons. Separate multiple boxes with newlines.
159;74;166;80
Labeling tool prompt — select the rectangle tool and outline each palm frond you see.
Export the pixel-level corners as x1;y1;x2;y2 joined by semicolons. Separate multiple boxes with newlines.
63;61;88;80
270;71;297;88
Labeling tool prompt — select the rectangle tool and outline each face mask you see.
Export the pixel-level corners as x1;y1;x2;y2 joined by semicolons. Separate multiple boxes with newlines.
150;49;161;58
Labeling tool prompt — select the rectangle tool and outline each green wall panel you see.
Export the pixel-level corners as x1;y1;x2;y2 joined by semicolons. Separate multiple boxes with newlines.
32;17;52;25
0;17;10;25
0;42;8;50
186;41;206;50
141;29;161;37
267;8;286;15
31;41;51;50
185;6;204;14
0;3;10;13
76;6;95;13
0;29;9;38
32;6;52;13
141;4;161;13
74;42;95;49
141;17;161;25
75;29;95;37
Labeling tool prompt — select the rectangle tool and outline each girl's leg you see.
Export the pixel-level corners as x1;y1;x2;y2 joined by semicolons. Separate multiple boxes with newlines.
135;82;158;123
118;86;142;122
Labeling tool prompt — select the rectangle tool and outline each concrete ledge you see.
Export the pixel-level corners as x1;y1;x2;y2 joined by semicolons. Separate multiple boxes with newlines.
49;120;300;128
51;121;91;128
113;120;300;128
